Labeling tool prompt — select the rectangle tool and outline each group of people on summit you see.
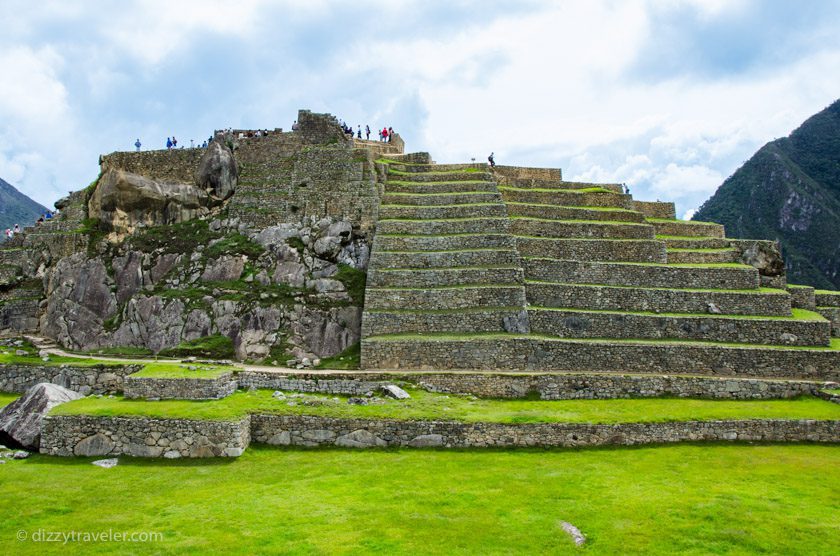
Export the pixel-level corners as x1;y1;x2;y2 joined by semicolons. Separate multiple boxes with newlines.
340;122;396;142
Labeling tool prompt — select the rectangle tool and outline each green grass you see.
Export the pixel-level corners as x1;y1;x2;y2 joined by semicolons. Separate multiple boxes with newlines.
509;216;648;226
333;263;366;305
158;335;235;359
1;445;839;554
0;392;18;408
646;218;721;225
0;352;124;368
205;233;266;259
824;388;840;395
49;388;840;423
314;342;361;370
130;362;232;379
524;279;788;295
522;256;752;270
786;284;814;290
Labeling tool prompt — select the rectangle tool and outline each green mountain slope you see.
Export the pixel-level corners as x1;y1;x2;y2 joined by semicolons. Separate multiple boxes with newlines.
694;99;840;289
0;177;48;237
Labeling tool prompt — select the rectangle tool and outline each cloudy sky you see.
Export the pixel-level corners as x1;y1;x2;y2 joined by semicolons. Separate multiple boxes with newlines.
2;0;839;218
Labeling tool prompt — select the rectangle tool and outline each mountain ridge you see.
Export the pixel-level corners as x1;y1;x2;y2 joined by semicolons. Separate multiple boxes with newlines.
694;99;840;289
0;177;49;235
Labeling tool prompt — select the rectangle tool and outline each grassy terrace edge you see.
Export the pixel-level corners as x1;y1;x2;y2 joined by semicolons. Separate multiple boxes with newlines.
47;388;840;424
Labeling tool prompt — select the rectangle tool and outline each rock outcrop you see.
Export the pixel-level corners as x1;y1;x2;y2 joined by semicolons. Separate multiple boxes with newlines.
0;383;83;449
196;139;238;203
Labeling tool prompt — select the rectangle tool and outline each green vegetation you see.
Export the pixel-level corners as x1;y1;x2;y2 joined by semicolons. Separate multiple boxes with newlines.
314;342;360;370
285;236;306;251
2;445;837;554
128;219;218;254
0;392;18;408
205;233;265;259
0;350;123;368
159;335;235;359
524;279;787;295
50;388;840;423
694;99;840;289
131;362;231;379
499;185;614;194
823;388;840;395
333;264;366;305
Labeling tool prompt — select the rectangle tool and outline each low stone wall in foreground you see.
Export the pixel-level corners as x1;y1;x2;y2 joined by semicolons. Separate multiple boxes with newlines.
40;415;250;458
251;415;840;449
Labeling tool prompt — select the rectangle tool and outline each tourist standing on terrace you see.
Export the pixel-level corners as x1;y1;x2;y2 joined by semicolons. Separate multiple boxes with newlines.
488;152;495;167
134;138;141;151
381;127;388;142
365;125;370;140
166;137;172;149
388;127;394;142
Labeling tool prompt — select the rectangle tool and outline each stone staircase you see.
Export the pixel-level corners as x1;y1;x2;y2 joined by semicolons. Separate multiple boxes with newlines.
361;160;840;381
361;162;530;338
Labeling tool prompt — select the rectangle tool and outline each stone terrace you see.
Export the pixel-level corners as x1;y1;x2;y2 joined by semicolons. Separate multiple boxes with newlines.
361;159;840;380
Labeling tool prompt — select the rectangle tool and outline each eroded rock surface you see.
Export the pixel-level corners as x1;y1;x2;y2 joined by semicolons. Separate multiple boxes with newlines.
0;383;83;449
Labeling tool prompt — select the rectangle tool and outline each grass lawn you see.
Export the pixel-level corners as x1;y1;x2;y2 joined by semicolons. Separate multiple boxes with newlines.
1;444;838;554
0;392;17;408
49;389;840;423
129;362;232;379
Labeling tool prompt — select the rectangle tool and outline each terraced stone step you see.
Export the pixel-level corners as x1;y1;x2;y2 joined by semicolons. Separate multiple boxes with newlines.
379;203;507;220
388;170;492;182
386;181;499;194
648;218;725;238
374;234;517;252
377;217;510;235
516;237;667;263
0;265;21;286
815;290;840;307
0;249;30;267
787;285;816;310
381;191;501;206
362;307;529;336
511;219;654;240
658;236;731;249
365;285;527;310
385;162;486;173
667;248;740;264
367;267;524;288
500;187;633;209
0;297;40;333
524;258;759;290
360;334;840;381
816;307;840;337
506;202;646;223
528;308;831;347
504;178;624;193
370;249;521;269
525;281;792;316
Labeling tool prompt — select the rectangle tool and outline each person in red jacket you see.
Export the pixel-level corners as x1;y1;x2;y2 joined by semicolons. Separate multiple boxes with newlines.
381;127;388;142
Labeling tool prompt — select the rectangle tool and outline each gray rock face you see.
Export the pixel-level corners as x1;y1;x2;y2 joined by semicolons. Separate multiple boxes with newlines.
88;168;211;239
92;458;119;468
113;250;145;304
0;383;83;449
41;253;117;350
111;296;186;353
291;305;361;358
741;241;785;277
201;255;245;282
196;139;238;203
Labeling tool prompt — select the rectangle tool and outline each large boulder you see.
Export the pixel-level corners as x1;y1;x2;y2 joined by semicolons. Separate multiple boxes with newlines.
88;168;210;240
196;139;238;203
0;383;83;449
739;241;785;276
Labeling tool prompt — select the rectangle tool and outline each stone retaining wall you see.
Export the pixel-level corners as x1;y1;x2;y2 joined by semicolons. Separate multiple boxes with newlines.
516;238;666;263
237;371;382;395
361;337;840;381
0;364;140;395
40;415;250;458
251;415;840;448
125;373;237;400
633;200;676;219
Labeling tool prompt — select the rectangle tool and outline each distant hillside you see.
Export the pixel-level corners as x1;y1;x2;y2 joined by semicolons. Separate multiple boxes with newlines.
0;177;48;235
694;99;840;289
